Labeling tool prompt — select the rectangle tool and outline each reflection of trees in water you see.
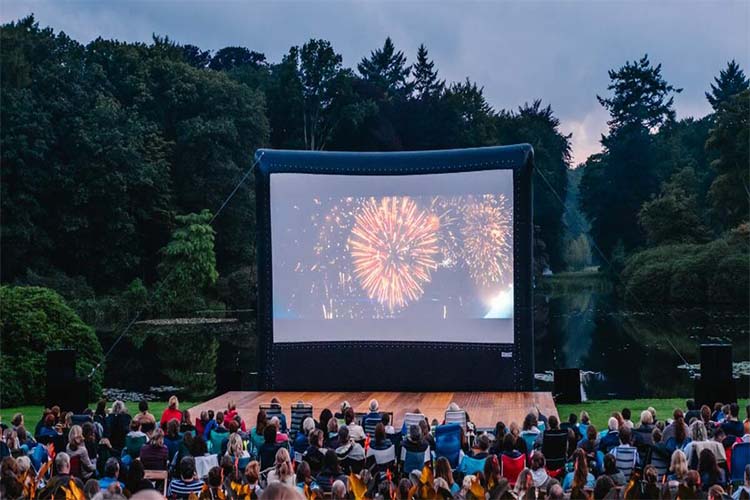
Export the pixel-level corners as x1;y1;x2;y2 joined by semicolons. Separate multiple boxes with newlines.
537;277;749;398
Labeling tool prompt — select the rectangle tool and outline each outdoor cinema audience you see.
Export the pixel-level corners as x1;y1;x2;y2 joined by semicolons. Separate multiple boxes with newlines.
2;396;749;499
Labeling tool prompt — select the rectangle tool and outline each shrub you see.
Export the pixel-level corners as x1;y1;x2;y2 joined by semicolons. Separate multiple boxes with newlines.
0;286;104;406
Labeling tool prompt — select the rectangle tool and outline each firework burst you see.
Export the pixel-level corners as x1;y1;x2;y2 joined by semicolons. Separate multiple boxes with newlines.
461;194;512;286
349;197;440;311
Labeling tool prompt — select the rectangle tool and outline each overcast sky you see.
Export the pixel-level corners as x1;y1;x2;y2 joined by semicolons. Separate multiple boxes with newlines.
2;1;747;164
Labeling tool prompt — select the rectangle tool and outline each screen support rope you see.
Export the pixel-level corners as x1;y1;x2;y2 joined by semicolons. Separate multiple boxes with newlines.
87;151;265;380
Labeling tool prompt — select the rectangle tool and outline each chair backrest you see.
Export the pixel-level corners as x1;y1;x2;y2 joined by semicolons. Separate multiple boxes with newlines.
731;442;750;483
435;423;462;469
614;446;638;480
209;429;227;455
444;410;467;430
501;454;526;486
649;446;670;479
125;435;147;458
367;445;396;465
260;404;283;420
541;430;569;469
402;413;426;433
363;417;381;438
402;447;431;475
68;455;82;479
195;454;219;479
457;455;487;476
71;415;93;427
520;431;538;455
144;469;168;496
290;404;313;441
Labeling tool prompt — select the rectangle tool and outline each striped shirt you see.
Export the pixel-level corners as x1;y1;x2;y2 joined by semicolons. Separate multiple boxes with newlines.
168;478;205;498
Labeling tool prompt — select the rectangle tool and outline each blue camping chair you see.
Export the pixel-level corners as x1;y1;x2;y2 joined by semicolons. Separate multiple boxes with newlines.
401;447;431;475
457;455;487;476
520;431;539;454
731;442;750;484
435;423;463;469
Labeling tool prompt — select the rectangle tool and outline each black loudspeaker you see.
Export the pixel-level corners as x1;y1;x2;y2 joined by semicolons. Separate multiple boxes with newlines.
554;368;582;404
695;344;736;407
46;349;88;412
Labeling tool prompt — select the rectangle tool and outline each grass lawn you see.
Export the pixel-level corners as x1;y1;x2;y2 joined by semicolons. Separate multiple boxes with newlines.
0;401;197;424
557;398;750;430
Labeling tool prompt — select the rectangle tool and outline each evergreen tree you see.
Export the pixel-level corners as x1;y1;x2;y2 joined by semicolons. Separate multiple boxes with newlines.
706;89;750;228
706;60;749;111
412;44;444;99
597;54;682;131
580;55;682;255
357;37;414;99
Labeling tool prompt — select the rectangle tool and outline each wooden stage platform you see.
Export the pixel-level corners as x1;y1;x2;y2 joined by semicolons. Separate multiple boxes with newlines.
190;391;557;430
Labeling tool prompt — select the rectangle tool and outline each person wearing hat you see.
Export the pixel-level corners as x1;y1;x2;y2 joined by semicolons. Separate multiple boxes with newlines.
364;399;382;422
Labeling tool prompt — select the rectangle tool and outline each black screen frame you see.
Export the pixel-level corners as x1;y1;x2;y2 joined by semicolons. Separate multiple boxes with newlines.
254;145;534;391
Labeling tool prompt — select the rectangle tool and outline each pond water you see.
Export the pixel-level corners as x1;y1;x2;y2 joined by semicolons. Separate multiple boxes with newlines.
102;280;748;401
533;279;749;399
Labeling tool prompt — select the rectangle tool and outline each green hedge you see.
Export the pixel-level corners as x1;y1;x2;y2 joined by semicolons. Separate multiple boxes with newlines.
621;235;749;304
0;286;104;406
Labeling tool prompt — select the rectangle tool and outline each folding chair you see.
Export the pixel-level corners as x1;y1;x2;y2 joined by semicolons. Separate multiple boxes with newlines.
195;454;219;479
401;446;431;475
290;403;313;442
501;454;526;486
363;416;381;438
402;413;426;434
444;410;468;430
541;429;569;471
144;469;169;496
434;423;463;469
731;442;750;485
457;455;486;476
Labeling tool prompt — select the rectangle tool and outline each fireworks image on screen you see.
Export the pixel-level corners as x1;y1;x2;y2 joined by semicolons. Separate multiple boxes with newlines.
348;197;441;311
461;194;512;286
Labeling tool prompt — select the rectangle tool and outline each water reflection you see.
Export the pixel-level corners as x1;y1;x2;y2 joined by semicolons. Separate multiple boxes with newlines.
534;276;750;399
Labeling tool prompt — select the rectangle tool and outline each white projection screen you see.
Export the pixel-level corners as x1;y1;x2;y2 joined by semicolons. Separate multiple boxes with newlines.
270;170;515;344
254;145;535;391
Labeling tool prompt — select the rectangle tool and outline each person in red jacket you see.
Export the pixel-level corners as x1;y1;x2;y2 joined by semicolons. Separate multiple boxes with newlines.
160;396;183;429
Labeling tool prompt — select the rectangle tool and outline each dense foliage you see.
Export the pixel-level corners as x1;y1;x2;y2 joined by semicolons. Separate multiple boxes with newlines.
0;286;104;406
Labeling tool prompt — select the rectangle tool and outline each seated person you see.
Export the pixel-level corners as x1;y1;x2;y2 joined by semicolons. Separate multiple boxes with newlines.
342;408;365;443
334;426;365;472
303;429;327;476
363;399;382;422
699;449;727;491
139;428;169;471
370;423;393;450
598;417;620;453
469;433;491;459
294;417;316;455
721;403;744;438
315;450;348;493
98;457;125;491
562;449;595;491
603;453;626;486
168;456;205;498
259;424;282;470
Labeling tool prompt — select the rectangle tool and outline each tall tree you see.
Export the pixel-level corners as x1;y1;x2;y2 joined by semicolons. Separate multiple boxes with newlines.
706;89;750;229
298;39;349;150
357;37;413;100
597;54;682;131
412;44;444;99
706;60;749;111
580;55;682;256
181;44;212;68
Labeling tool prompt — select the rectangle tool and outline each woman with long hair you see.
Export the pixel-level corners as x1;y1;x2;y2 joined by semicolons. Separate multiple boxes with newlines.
699;449;726;491
250;410;267;451
482;454;502;490
225;432;249;459
563;448;595;491
66;425;95;479
666;409;691;453
435;457;459;496
267;447;295;486
140;428;169;470
668;449;688;482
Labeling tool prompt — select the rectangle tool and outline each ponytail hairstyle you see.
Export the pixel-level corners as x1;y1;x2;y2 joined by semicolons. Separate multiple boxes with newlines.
274;447;292;482
571;448;589;491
